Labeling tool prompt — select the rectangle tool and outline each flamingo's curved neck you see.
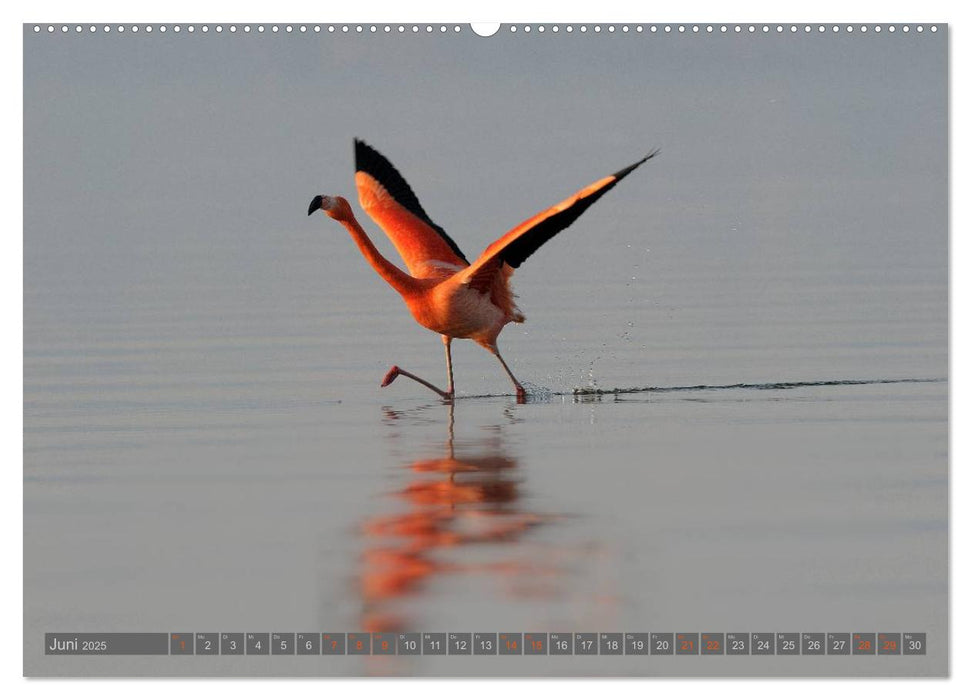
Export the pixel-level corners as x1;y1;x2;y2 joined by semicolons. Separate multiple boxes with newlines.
340;215;420;297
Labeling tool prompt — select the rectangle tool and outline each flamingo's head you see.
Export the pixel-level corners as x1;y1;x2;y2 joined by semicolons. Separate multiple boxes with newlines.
307;195;352;222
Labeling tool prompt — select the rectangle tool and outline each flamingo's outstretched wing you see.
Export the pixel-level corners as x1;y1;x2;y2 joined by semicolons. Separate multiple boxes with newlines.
460;150;659;293
354;139;470;276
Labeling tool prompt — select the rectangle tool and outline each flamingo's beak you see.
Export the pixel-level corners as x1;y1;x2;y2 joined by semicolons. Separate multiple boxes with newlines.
307;195;323;216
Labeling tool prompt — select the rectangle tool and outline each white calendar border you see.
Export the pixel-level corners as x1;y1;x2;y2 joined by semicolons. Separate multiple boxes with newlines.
2;0;964;698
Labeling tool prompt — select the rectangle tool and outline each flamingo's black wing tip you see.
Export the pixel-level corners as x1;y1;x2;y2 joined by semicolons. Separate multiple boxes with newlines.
354;138;374;167
613;148;660;181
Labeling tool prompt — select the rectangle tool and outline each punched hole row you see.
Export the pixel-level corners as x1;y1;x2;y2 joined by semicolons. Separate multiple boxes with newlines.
32;24;941;35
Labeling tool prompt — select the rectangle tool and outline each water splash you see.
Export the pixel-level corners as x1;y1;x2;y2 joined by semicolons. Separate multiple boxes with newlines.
520;381;554;401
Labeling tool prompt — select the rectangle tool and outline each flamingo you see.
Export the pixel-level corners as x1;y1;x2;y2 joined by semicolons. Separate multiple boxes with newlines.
308;139;658;402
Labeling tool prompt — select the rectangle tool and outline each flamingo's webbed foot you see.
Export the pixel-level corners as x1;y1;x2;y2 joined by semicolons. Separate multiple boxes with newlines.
381;365;401;388
515;385;527;404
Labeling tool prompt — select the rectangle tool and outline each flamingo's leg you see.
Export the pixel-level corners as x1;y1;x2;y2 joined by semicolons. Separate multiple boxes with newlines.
381;364;453;401
442;335;455;397
491;346;527;403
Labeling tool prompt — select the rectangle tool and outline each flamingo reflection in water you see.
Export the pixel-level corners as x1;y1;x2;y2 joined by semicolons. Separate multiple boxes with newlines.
358;404;565;634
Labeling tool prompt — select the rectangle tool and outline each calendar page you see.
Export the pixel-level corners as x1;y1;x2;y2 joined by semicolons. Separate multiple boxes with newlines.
23;21;947;678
